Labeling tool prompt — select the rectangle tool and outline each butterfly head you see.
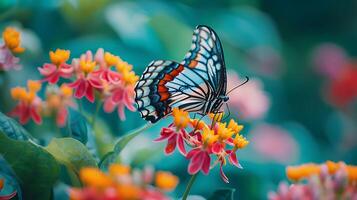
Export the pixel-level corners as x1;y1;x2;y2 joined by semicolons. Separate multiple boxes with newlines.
218;95;229;102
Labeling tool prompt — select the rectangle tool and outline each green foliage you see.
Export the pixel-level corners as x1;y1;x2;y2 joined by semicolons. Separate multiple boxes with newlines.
208;188;236;200
0;132;59;200
45;138;97;186
0;112;35;141
0;156;22;200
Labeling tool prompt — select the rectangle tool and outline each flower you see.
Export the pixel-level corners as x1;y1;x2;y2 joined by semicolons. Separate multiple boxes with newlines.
69;164;177;200
312;43;348;80
2;27;25;54
269;161;357;200
69;51;103;102
44;84;74;127
227;72;270;120
0;27;24;71
155;171;179;191
38;49;73;84
9;80;43;124
94;48;121;84
156;109;249;183
250;124;299;164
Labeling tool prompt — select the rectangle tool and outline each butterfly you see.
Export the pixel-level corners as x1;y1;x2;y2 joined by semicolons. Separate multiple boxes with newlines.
135;25;246;123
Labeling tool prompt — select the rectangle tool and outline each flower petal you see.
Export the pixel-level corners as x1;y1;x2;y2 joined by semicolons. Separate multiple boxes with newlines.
164;134;177;155
220;164;229;183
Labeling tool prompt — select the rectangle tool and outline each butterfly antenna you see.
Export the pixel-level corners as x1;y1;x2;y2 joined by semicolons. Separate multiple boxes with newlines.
226;76;249;95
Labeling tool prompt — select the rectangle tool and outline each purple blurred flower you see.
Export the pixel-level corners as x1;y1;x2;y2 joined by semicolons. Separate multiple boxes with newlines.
227;71;270;120
312;43;348;80
250;124;299;164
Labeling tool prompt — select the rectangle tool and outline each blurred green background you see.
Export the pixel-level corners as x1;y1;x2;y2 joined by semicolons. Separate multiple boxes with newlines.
1;0;357;199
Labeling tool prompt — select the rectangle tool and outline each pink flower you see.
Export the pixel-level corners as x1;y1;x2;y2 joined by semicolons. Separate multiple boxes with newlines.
103;85;136;120
9;96;42;125
154;124;187;156
38;49;73;84
38;63;73;84
186;148;211;175
312;43;348;80
69;51;103;103
0;45;20;71
227;71;270;120
94;48;121;84
250;124;299;164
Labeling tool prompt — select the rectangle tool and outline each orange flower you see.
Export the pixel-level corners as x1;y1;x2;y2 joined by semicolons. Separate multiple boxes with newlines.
2;27;25;53
216;122;234;141
104;52;119;67
227;119;244;134
60;84;73;98
172;108;190;129
122;70;139;86
346;165;357;182
79;60;96;74
155;171;179;191
286;164;321;181
233;134;249;149
208;112;223;122
79;167;113;188
201;126;218;146
109;164;131;177
116;184;141;199
326;160;340;174
49;49;70;65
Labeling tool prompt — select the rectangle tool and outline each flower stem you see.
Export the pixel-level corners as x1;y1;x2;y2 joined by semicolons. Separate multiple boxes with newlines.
91;101;102;130
182;173;198;200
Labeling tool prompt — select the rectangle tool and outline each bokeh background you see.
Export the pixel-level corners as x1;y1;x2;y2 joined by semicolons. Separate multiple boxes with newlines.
1;0;357;199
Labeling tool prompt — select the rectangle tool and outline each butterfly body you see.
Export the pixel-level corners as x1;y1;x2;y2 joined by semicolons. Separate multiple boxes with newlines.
135;25;228;123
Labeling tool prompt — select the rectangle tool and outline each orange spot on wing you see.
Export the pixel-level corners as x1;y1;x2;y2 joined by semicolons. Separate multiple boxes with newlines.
189;60;198;68
157;64;185;101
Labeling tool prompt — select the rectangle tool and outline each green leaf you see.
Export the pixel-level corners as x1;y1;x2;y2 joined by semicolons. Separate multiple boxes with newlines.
208;188;236;200
0;112;35;141
45;138;97;186
66;108;88;144
0;132;60;200
99;123;152;170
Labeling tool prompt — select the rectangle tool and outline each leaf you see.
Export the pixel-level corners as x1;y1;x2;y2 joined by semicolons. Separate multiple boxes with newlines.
0;112;35;141
208;188;236;200
66;108;88;144
45;138;97;186
99;123;152;170
0;132;60;200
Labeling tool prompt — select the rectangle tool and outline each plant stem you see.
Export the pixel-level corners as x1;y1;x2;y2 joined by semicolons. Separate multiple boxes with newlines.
77;99;83;114
182;173;198;200
91;101;102;130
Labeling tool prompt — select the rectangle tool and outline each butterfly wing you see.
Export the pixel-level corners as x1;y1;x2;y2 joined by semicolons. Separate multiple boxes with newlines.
135;25;227;123
180;25;227;112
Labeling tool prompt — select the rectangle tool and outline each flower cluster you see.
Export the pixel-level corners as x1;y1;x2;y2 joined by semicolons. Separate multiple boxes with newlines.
269;161;357;200
9;48;138;126
69;164;179;200
155;108;249;183
0;27;25;71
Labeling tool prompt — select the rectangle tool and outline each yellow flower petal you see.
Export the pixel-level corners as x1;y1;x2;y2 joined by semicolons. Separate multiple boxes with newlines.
50;49;70;65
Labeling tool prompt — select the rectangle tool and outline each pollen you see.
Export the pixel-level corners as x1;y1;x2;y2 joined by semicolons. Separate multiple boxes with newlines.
104;52;119;67
80;60;96;73
27;80;41;93
49;49;70;65
233;134;249;149
2;27;25;53
155;171;179;191
172;108;190;129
